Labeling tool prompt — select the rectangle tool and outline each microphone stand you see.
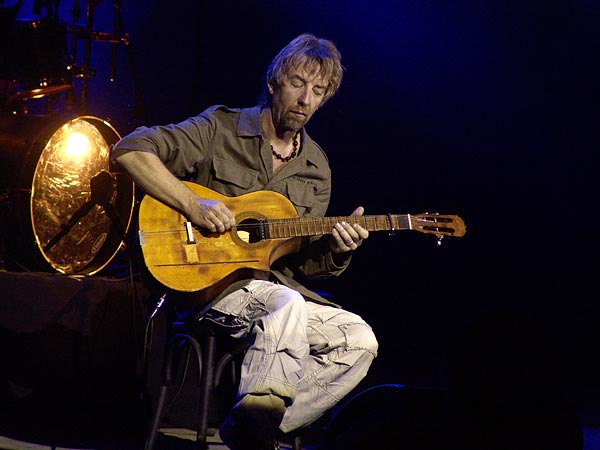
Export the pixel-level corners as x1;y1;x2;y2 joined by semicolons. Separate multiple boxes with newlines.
43;170;124;253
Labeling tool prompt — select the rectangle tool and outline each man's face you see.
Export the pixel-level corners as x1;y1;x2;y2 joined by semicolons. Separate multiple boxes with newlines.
269;63;328;134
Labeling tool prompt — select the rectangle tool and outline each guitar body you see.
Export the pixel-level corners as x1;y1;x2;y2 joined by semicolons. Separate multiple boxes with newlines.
138;182;301;293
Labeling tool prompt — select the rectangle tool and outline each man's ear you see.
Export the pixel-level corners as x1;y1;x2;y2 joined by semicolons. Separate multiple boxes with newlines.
268;82;275;95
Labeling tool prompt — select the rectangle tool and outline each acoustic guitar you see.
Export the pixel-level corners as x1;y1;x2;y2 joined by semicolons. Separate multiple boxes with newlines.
138;182;466;296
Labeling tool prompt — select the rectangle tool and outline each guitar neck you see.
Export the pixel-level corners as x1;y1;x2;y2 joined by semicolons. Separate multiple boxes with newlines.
267;214;410;239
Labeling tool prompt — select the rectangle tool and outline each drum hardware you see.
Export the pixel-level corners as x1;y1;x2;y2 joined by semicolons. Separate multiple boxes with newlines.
0;16;73;103
0;0;130;114
43;169;127;254
68;0;129;114
66;23;125;44
11;83;73;100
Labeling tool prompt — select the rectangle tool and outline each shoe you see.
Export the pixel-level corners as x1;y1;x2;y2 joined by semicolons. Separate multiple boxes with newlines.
219;393;286;450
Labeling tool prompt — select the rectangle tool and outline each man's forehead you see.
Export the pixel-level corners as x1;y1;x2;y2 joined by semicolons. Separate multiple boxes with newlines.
286;63;328;85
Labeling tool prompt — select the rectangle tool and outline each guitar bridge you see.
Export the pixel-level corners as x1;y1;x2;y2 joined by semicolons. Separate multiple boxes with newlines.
184;221;196;244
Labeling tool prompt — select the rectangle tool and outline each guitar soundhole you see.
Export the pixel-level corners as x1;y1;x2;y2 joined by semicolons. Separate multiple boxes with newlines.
235;218;264;244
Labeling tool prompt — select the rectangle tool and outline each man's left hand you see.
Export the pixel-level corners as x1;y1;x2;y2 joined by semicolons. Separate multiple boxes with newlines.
330;206;369;253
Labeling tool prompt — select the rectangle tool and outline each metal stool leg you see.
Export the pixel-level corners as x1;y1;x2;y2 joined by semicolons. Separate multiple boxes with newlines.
196;329;216;449
145;385;168;450
145;334;202;450
292;435;302;450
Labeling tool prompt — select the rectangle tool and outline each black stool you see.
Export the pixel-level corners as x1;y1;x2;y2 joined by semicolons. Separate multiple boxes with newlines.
144;310;248;450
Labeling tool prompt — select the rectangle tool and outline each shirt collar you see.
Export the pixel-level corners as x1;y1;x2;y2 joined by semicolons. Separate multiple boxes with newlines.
237;106;262;137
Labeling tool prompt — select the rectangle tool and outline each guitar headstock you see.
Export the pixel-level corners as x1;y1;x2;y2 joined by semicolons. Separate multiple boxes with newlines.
410;213;467;238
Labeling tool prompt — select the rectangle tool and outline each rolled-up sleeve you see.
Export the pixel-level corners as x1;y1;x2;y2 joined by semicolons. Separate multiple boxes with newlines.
111;114;215;179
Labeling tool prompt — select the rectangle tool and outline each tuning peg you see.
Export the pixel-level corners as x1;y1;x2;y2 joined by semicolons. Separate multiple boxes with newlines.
436;234;444;246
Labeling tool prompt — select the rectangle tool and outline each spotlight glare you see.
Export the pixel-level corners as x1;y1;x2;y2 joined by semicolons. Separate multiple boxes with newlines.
65;132;91;159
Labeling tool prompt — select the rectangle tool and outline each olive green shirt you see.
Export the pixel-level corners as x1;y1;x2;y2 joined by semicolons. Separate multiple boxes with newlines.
112;105;352;306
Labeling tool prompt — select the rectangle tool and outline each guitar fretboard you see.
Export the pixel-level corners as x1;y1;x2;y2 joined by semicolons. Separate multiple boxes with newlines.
266;214;411;239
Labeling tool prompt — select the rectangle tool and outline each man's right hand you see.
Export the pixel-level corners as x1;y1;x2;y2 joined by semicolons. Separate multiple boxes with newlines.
190;198;236;233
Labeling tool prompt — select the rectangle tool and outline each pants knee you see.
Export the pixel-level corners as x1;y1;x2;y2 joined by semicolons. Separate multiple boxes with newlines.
348;323;379;357
269;285;305;309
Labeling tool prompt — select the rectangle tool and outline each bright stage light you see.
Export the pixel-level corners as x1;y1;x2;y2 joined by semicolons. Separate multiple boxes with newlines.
64;132;91;160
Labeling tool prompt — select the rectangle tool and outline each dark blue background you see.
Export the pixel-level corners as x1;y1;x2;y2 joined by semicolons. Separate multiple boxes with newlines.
17;0;600;418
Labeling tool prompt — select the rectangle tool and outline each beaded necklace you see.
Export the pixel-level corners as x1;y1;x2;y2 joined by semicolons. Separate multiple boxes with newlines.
271;132;299;162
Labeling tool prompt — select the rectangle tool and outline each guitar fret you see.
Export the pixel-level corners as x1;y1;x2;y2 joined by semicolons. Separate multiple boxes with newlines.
374;216;382;230
277;221;281;238
366;216;373;231
282;220;288;238
260;220;269;239
271;221;279;239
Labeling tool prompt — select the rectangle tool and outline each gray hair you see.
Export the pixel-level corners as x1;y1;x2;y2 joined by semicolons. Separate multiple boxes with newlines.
261;33;344;106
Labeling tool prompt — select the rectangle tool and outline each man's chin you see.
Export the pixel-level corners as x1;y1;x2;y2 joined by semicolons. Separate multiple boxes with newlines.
282;118;307;132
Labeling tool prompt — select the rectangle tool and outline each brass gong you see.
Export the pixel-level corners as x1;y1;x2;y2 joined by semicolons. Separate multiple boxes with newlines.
0;115;134;274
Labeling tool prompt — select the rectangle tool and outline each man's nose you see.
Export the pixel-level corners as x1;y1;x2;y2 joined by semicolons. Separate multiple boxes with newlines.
298;87;312;105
